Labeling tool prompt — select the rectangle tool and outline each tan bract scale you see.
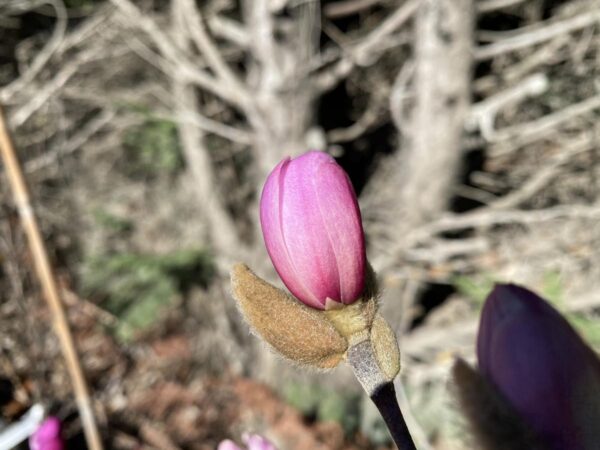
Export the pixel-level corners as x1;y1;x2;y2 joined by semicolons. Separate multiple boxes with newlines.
231;263;348;369
451;359;546;450
370;315;400;381
324;298;376;343
322;262;379;344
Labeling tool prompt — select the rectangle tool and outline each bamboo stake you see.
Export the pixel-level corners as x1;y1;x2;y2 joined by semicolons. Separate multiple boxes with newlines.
0;105;104;450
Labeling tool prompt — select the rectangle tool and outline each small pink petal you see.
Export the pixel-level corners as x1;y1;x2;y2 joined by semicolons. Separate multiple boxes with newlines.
29;417;64;450
217;439;243;450
242;433;278;450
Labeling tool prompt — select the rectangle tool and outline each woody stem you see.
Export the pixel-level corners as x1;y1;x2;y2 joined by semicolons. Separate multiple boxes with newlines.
347;339;417;450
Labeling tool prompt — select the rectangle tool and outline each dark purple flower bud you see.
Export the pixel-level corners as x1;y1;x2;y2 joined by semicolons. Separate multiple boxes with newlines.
477;284;600;449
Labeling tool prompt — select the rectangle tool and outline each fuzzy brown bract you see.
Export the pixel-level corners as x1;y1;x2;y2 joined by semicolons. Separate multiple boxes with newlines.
231;264;348;369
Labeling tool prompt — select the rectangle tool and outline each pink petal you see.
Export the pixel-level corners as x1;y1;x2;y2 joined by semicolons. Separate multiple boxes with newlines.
279;152;342;306
217;440;243;450
260;158;321;308
312;155;365;303
29;417;64;450
242;433;278;450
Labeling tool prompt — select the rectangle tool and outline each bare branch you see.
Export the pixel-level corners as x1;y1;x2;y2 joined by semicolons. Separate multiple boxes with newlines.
327;93;385;143
170;0;243;262
476;0;527;13
491;93;600;148
475;10;600;60
9;46;102;128
109;0;249;111
25;109;116;173
402;0;473;223
163;110;254;145
467;73;549;141
407;204;600;248
315;0;420;91
207;15;249;48
389;59;415;134
0;0;67;103
489;133;598;209
176;0;249;98
324;0;383;19
405;237;490;264
354;0;420;63
245;0;281;89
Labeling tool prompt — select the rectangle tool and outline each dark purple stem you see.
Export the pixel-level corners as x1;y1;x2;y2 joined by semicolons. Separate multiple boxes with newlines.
370;382;417;450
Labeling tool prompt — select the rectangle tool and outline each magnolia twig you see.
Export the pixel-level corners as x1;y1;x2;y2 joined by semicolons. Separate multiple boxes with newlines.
0;105;104;450
372;383;417;450
347;340;417;450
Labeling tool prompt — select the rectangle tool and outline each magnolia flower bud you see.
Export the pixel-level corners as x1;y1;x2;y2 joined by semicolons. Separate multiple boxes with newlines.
477;284;600;449
29;417;64;450
259;151;365;310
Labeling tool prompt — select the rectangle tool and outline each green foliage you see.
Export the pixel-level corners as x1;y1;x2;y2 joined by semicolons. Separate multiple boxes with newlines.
282;381;320;414
452;274;496;308
453;270;564;309
568;314;600;348
122;118;183;177
92;208;134;234
540;270;563;306
317;390;361;433
82;250;214;341
282;382;361;434
454;271;600;348
405;382;466;446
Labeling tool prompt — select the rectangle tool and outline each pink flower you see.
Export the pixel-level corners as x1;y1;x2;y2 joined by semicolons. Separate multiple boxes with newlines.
259;151;365;310
477;284;600;449
29;417;64;450
217;434;277;450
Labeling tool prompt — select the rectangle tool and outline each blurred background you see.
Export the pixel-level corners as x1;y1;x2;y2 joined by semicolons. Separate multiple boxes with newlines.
1;0;600;448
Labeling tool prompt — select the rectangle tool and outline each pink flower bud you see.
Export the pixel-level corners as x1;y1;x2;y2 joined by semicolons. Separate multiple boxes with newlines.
477;284;600;449
29;417;64;450
259;151;366;310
